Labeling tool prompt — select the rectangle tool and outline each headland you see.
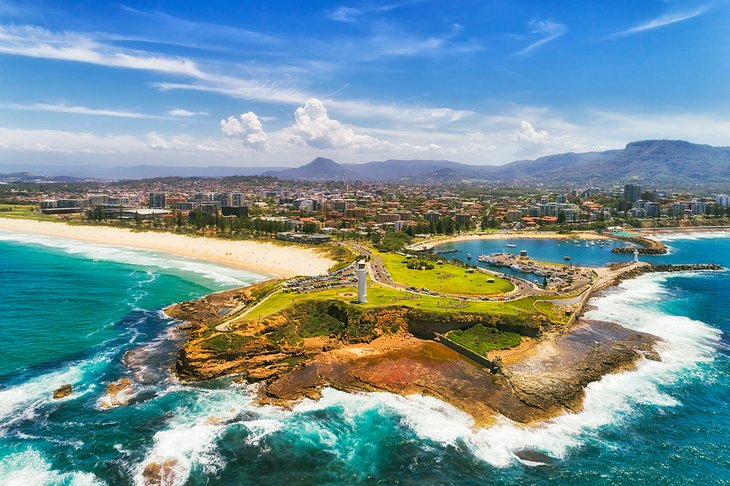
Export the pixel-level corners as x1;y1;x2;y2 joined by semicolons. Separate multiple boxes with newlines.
163;233;723;426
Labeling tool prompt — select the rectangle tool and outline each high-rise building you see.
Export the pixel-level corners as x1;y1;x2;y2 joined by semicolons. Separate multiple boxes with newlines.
717;194;730;208
149;193;166;209
424;211;440;223
690;199;706;215
87;194;109;206
645;202;661;218
624;184;642;203
231;193;245;207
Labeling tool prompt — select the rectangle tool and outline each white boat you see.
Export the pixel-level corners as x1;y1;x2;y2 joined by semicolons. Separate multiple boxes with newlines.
506;243;517;248
466;253;472;259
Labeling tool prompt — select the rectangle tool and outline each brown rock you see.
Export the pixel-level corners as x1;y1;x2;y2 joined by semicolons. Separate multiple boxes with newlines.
53;384;72;399
99;378;134;409
142;458;177;486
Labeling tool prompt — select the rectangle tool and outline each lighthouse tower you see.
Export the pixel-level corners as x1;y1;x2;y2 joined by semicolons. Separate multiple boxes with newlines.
357;261;368;303
633;248;639;263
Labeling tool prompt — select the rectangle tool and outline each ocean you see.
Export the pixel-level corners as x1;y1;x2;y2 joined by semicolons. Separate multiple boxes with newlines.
0;230;728;485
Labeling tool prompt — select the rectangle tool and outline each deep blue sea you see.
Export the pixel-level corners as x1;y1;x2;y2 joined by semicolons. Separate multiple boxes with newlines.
0;230;728;485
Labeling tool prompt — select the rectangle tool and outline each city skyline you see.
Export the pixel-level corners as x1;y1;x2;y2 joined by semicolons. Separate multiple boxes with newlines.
0;0;728;167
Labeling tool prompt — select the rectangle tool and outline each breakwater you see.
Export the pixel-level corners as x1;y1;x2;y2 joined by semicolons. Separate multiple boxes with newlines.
613;263;723;284
612;235;667;255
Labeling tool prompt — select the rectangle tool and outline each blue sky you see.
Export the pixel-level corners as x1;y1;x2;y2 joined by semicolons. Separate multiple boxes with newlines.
0;0;728;168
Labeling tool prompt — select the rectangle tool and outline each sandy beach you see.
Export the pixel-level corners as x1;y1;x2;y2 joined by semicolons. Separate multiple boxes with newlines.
409;230;610;249
0;218;334;278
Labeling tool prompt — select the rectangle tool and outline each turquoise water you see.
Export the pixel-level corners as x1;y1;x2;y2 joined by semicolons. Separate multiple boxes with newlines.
0;231;728;485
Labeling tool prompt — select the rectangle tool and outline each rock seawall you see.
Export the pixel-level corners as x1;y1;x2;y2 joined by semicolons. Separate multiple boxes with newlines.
612;235;667;255
612;263;722;285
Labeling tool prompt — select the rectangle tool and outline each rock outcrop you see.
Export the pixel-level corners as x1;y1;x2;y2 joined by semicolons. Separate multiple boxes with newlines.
98;378;134;409
52;384;72;399
262;320;659;424
141;458;177;486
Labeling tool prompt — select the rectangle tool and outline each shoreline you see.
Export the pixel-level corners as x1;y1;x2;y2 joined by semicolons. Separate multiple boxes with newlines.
0;218;333;279
638;226;730;234
409;230;610;250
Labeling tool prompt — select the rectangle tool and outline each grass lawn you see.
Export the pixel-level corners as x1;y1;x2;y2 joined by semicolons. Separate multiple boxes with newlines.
378;251;514;296
0;204;60;222
243;278;553;322
447;324;522;355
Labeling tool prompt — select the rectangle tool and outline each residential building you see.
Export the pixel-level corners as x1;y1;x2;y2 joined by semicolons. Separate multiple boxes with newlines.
149;193;167;209
624;184;642;203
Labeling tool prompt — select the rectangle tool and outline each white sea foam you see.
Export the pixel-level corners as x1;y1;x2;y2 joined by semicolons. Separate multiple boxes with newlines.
0;230;263;286
282;272;721;468
133;384;255;486
650;231;730;242
0;367;85;429
0;448;103;486
462;274;718;466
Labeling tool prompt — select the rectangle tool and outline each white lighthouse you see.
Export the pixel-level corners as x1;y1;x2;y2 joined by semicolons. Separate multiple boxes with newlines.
357;261;368;303
633;248;639;263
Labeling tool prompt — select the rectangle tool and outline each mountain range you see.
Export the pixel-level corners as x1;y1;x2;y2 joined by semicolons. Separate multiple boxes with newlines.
1;140;729;189
262;140;730;189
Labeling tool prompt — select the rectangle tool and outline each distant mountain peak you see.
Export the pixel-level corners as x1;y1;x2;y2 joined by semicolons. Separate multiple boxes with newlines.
308;156;337;164
263;140;730;189
305;157;340;169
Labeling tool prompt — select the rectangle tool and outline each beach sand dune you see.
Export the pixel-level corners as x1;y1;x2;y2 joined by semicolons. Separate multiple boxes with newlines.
0;218;333;278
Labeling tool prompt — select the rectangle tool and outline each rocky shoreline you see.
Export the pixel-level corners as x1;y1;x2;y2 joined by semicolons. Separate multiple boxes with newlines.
163;256;723;427
600;263;722;289
611;234;668;254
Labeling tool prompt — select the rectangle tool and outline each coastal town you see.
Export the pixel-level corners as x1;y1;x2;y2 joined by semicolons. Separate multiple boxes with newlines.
2;174;730;245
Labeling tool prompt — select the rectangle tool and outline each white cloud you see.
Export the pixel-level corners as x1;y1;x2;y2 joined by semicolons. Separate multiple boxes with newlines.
116;4;278;47
358;22;483;61
0;102;169;119
326;1;428;22
516;19;566;56
146;131;232;153
287;98;382;149
516;120;550;145
167;108;208;117
0;24;204;77
0;23;474;128
0;127;147;154
327;6;362;22
220;112;268;150
608;5;708;38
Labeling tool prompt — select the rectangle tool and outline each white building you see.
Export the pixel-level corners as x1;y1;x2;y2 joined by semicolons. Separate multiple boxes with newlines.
357;261;367;304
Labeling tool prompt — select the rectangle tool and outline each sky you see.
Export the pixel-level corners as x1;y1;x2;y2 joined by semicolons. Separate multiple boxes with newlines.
0;0;729;168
